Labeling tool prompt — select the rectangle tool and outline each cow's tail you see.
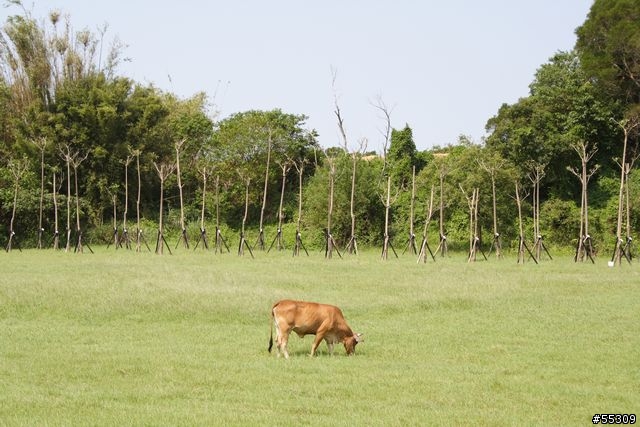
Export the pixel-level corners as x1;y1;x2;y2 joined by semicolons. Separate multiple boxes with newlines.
268;305;274;353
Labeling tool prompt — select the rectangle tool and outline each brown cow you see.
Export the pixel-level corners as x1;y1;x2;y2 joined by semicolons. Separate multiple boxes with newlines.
268;299;363;358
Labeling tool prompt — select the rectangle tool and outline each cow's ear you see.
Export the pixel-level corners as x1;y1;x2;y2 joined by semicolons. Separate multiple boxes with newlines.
355;333;364;343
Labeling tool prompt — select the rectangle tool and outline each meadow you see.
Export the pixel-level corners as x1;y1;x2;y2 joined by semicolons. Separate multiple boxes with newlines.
1;247;638;426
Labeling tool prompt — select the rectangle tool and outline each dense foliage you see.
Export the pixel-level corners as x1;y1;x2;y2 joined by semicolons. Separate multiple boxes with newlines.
1;0;640;255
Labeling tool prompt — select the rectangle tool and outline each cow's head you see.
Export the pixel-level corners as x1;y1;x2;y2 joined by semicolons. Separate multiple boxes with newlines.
344;333;363;355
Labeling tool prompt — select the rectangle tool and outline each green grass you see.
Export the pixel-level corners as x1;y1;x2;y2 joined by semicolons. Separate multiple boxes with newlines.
1;248;639;426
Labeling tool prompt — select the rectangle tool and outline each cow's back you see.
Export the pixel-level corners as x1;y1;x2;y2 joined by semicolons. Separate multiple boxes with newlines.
273;299;347;335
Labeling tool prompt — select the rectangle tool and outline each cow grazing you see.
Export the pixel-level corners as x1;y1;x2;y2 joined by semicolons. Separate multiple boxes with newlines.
268;299;363;358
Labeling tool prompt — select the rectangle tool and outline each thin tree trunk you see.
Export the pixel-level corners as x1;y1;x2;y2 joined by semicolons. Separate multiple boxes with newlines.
406;165;417;255
6;170;20;251
256;132;272;250
381;176;393;260
274;163;289;251
175;139;189;249
121;155;132;249
37;139;46;248
293;161;307;257
417;186;435;263
326;160;336;259
516;181;525;264
65;154;71;252
52;172;60;250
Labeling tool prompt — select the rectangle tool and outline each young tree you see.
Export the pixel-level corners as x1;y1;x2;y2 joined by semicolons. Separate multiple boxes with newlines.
435;154;450;257
268;160;291;252
528;162;550;261
237;174;254;258
194;163;209;250
119;154;133;249
324;152;341;259
292;159;309;257
568;140;599;262
479;152;506;258
403;165;418;255
417;186;436;263
174;138;189;249
213;175;230;253
51;169;61;250
70;149;90;253
31;137;48;248
514;181;537;265
373;97;398;260
255;130;272;251
5;158;28;252
611;115;640;265
460;185;482;262
331;71;367;254
153;161;176;255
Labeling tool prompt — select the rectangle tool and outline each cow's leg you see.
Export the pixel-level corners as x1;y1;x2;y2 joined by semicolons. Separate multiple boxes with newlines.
310;332;326;357
325;339;335;355
278;328;291;359
273;317;290;359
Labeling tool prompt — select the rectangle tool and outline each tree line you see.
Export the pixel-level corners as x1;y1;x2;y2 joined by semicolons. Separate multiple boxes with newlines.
1;0;640;261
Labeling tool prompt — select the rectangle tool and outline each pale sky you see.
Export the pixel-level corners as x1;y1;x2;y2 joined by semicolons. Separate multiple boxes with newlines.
4;1;594;151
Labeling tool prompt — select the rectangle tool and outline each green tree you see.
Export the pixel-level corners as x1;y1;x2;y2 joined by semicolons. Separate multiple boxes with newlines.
486;51;618;199
211;109;318;228
387;124;422;188
576;0;640;105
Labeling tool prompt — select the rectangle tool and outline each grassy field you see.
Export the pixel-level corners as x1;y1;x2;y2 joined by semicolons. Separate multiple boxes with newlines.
1;247;639;426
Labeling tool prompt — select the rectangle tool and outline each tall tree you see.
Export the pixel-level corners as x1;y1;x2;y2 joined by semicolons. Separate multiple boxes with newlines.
486;51;617;197
211;109;318;228
388;124;421;188
576;0;640;105
568;140;599;262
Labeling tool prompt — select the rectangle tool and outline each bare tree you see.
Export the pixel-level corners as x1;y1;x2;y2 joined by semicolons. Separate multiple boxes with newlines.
106;185;119;249
59;145;89;253
479;154;506;258
51;169;61;250
381;175;399;260
622;146;640;259
528;162;550;261
119;154;134;249
403;165;418;255
324;152;341;259
59;145;74;252
174;138;189;249
5;158;28;252
417;186;436;263
372;96;398;260
460;185;484;262
332;68;366;254
132;149;150;252
434;155;450;257
568;140;599;263
70;150;90;253
268;160;291;252
345;139;368;255
238;174;254;258
214;175;230;253
31;137;48;248
611;116;640;265
255;130;273;251
194;163;210;250
153;161;176;255
514;181;537;264
292;159;309;257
